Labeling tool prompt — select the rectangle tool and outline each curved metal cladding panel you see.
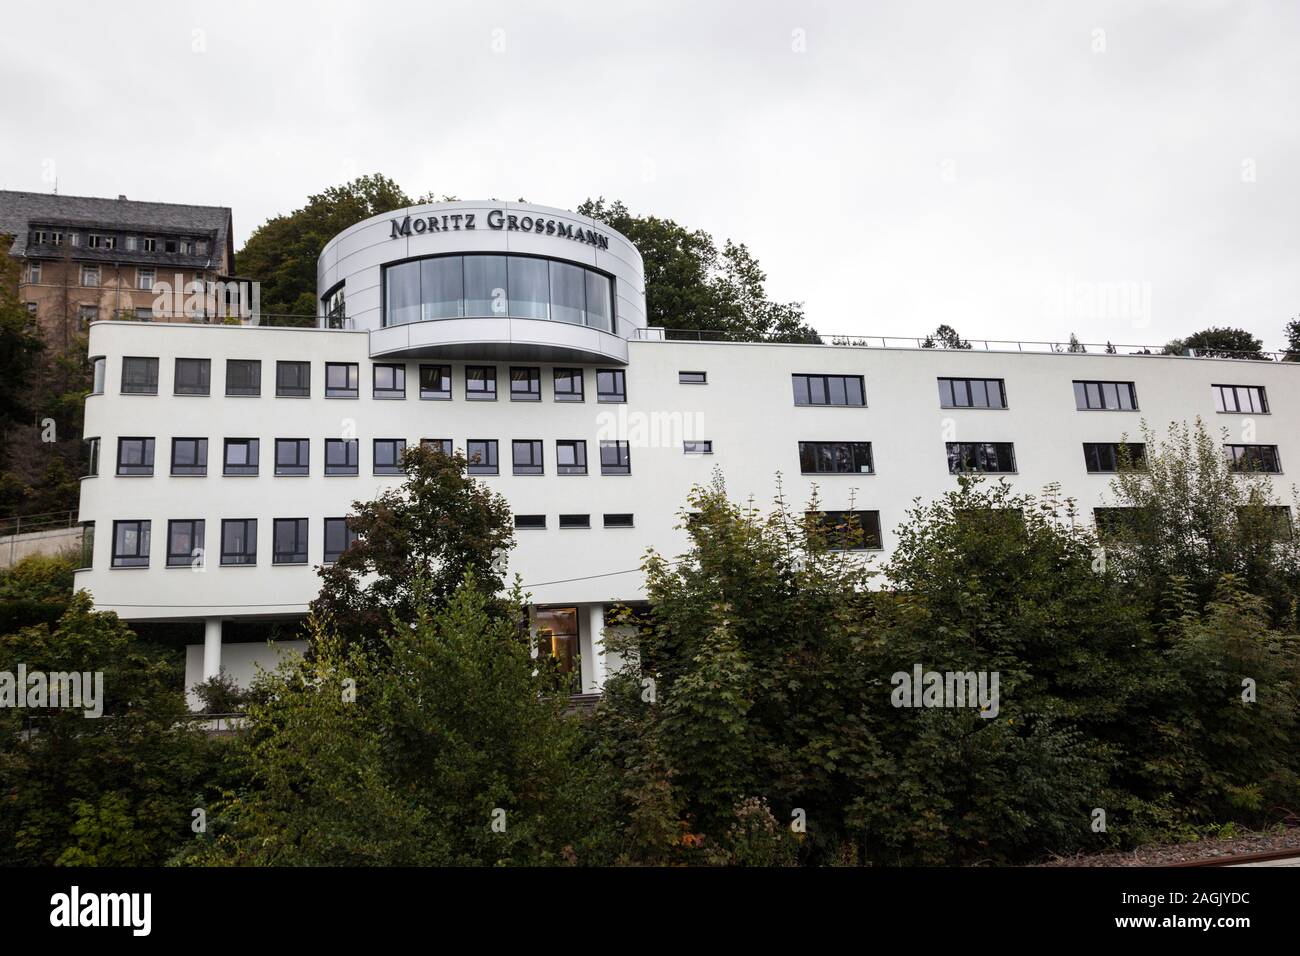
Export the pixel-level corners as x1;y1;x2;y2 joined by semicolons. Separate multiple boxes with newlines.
318;201;646;363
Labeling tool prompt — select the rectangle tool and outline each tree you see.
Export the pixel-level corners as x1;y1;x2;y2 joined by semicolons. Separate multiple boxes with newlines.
310;444;515;654
1284;317;1300;362
578;198;820;343
920;324;971;349
1180;326;1267;359
237;175;416;316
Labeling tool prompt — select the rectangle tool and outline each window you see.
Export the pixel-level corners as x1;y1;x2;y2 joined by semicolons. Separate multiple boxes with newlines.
600;440;631;475
535;606;581;676
276;361;310;397
1082;442;1146;473
515;514;547;530
799;441;874;474
323;518;359;563
136;267;155;290
1213;384;1269;414
559;514;591;529
467;439;499;475
373;364;406;399
325;439;359;476
223;438;260;476
81;265;99;287
111;520;151;568
556;440;587;475
221;519;258;566
164;239;178;254
134;307;153;321
27;261;41;283
25;302;37;315
166;520;204;568
512;440;544;475
679;371;708;385
77;305;98;328
421;438;454;456
792;374;866;407
419;364;451;400
174;358;211;395
466;366;497;401
273;518;309;564
91;357;106;394
1237;505;1294;541
226;359;261;396
683;440;713;455
1073;380;1138;411
323;283;347;328
116;437;155;476
1226;445;1282;474
603;513;635;528
84;437;100;477
170;438;208;476
510;367;541;401
125;236;137;252
946;442;1017;473
374;439;407;475
596;369;626;403
808;510;883;550
143;237;156;252
553;368;584;402
938;377;1007;409
325;362;359;398
1094;507;1144;541
275;439;310;476
78;522;94;570
121;357;159;394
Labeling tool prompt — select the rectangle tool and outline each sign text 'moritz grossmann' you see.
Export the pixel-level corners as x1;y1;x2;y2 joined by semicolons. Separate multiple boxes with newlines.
389;208;610;249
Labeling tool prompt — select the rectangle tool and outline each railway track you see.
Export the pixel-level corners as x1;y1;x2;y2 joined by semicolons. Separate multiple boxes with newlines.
1164;847;1300;867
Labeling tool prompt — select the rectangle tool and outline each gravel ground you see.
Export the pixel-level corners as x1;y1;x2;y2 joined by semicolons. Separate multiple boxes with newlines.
1038;827;1300;867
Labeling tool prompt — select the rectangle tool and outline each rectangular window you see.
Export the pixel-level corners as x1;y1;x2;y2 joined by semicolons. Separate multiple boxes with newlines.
174;358;211;395
466;366;497;401
553;368;584;402
559;514;591;529
792;374;866;407
466;439;499;475
603;513;635;528
136;267;155;290
273;518;309;564
121;356;158;394
276;361;310;397
77;305;99;328
596;369;626;403
221;519;258;566
374;439;407;475
1237;506;1294;541
510;367;541;401
600;440;631;475
27;261;41;283
81;265;99;287
1082;442;1147;473
226;359;261;396
84;437;100;477
223;438;260;476
323;518;358;563
556;440;588;475
946;442;1017;473
1073;380;1138;411
275;438;310;476
166;519;204;568
808;510;883;550
419;364;451;400
91;357;106;394
679;371;708;385
1213;384;1269;415
799;441;874;474
116;437;155;476
125;236;137;251
143;237;156;252
170;437;208;476
683;440;713;455
325;362;359;398
937;377;1007;409
421;438;454;457
373;364;406;400
512;439;544;475
1226;444;1282;474
325;439;359;476
111;520;151;568
515;514;547;530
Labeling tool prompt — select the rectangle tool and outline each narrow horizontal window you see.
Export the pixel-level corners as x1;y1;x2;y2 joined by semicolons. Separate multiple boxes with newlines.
683;440;713;454
792;373;866;407
1073;380;1138;411
515;514;547;529
937;377;1006;409
799;441;873;474
421;438;453;457
1226;444;1282;474
559;514;591;529
678;371;707;384
946;442;1016;474
603;513;634;528
807;510;882;550
1213;384;1268;415
1082;442;1146;473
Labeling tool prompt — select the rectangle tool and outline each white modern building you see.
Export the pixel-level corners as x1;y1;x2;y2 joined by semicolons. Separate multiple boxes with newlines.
73;201;1300;704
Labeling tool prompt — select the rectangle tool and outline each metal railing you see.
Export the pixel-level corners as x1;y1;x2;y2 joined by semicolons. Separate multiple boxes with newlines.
0;509;78;538
633;328;1297;362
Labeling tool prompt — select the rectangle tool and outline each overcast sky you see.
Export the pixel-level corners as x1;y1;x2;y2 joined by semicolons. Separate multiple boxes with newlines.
2;1;1297;349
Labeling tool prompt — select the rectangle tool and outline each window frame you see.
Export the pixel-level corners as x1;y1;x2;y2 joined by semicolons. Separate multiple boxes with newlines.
553;368;585;402
116;437;155;476
798;441;874;475
678;371;708;385
274;438;310;476
324;438;360;476
465;365;498;401
373;363;407;400
272;518;310;565
173;357;211;396
1226;444;1282;474
807;510;884;551
1082;442;1147;474
165;519;205;568
466;439;499;475
323;517;358;564
276;360;311;398
1213;384;1269;415
937;377;1008;409
945;441;1018;474
512;439;544;475
170;437;208;476
225;359;261;396
121;356;159;395
600;440;631;475
325;362;360;399
556;440;588;476
373;438;407;475
223;438;260;476
220;518;258;566
1072;380;1139;411
111;519;151;568
596;369;626;403
792;373;867;407
509;366;542;402
419;364;452;400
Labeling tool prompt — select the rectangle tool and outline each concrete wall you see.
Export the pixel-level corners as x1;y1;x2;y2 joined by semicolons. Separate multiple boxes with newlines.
0;526;83;570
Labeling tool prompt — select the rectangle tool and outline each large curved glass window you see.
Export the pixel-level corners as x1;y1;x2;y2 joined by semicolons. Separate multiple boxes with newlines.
384;254;614;332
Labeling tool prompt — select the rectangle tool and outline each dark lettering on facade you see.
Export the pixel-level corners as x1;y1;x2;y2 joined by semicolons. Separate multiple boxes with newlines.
391;209;608;249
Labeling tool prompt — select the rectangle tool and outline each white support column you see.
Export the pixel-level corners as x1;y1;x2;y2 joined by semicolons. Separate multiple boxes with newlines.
587;603;607;693
203;618;223;681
